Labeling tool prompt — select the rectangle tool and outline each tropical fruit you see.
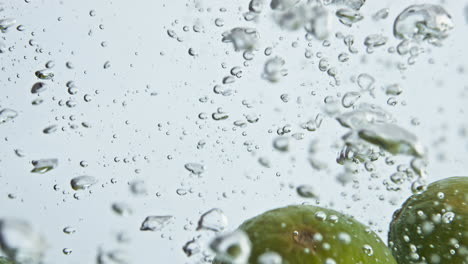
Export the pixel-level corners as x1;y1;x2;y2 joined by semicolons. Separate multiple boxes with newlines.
214;205;397;264
389;176;468;264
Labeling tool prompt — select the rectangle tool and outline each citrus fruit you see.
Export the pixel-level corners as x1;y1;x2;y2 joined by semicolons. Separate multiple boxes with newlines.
389;176;468;263
214;205;396;264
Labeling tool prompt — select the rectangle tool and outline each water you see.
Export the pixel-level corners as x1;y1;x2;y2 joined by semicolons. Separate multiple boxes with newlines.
0;0;466;263
182;238;201;257
140;216;173;232
341;91;361;108
184;163;205;175
0;219;46;264
0;18;16;32
0;109;18;124
111;203;133;217
222;28;259;51
262;56;288;82
270;0;300;11
197;209;228;232
30;159;58;174
336;8;363;27
70;176;98;190
336;103;393;129
373;8;389;20
30;82;47;94
96;249;129;264
358;123;425;157
394;4;453;45
258;252;282;264
364;34;388;52
296;185;317;198
326;0;366;10
210;230;251;264
249;0;264;13
34;70;54;80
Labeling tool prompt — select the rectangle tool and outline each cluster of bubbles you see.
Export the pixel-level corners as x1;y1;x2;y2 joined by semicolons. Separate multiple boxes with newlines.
0;0;462;263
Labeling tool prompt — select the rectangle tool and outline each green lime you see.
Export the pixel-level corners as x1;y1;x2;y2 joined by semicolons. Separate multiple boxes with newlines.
389;176;468;263
215;205;396;264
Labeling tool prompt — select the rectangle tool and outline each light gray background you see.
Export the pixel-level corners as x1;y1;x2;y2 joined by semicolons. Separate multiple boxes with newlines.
0;0;467;263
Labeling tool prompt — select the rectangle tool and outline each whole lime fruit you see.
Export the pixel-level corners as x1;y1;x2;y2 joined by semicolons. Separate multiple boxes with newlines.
214;205;397;264
389;176;468;264
0;257;14;264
